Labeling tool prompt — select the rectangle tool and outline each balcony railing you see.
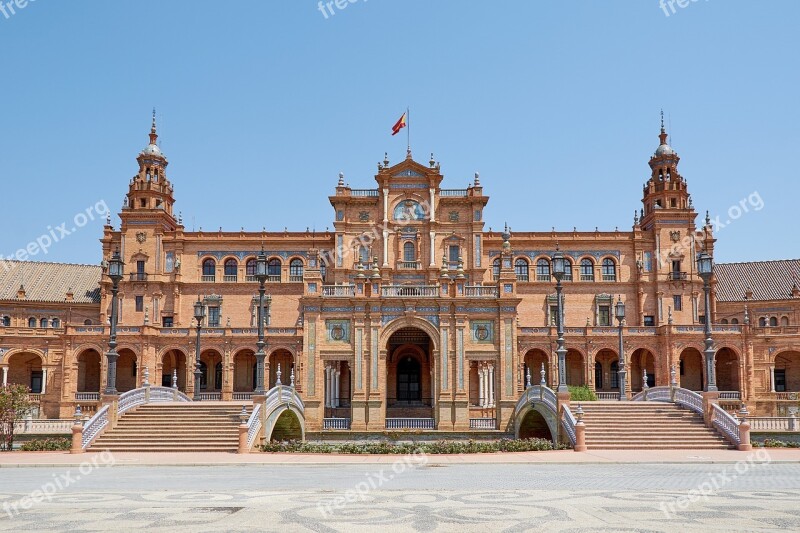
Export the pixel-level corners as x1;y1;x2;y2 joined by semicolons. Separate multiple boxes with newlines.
201;275;216;282
350;189;379;197
267;275;281;283
323;418;351;430
596;392;619;401
28;394;42;403
382;285;439;297
223;275;238;282
536;274;550;282
580;274;594;281
129;272;148;281
516;274;529;282
670;271;688;281
398;261;420;270
75;392;100;402
602;274;617;282
289;275;303;283
198;392;221;401
749;417;799;432
323;285;356;297
464;285;498;298
469;418;496;430
439;189;469;197
245;275;257;282
718;391;741;400
385;418;435;429
232;392;254;400
775;392;800;401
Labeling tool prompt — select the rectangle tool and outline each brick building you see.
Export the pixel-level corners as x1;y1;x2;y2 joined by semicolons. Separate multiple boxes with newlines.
1;115;798;432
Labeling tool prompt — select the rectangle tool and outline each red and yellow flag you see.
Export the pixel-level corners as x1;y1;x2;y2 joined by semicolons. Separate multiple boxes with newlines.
391;112;407;136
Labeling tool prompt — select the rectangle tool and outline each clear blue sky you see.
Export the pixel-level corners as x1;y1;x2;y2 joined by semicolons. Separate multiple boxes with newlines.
1;0;797;265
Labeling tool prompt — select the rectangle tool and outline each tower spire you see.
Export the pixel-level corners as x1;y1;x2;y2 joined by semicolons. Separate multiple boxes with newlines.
149;108;158;146
659;109;668;146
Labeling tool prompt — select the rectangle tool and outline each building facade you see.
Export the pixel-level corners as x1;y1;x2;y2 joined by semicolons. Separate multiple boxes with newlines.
1;116;799;432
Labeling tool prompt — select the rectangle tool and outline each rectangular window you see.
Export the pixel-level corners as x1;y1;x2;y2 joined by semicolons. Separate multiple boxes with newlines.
30;371;43;394
644;315;655;326
775;370;787;392
699;315;706;325
449;245;460;262
673;295;683;312
135;296;144;312
208;306;220;327
643;252;652;272
599;305;611;326
162;316;173;328
137;260;145;274
550;305;559;326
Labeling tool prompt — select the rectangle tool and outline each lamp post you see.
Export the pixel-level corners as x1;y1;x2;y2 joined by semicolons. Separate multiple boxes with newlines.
254;248;268;393
697;252;717;391
193;297;206;401
615;295;627;401
551;249;568;393
103;249;124;395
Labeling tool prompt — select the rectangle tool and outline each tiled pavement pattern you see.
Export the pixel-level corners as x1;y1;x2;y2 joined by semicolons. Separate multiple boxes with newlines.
2;464;800;531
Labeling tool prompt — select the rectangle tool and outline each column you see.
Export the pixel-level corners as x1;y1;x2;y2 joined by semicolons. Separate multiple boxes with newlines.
41;369;47;394
2;367;7;386
334;364;341;408
488;364;495;407
478;364;485;407
429;231;436;267
382;230;389;266
429;187;436;223
324;366;331;407
771;366;776;393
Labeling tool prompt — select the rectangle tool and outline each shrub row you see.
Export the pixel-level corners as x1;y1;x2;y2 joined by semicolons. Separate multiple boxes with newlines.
761;438;800;448
19;437;71;451
261;438;567;454
568;385;598;402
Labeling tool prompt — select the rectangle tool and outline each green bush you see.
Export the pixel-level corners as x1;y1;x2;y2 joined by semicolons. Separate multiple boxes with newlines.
19;437;71;451
761;439;800;448
261;438;567;454
568;385;597;402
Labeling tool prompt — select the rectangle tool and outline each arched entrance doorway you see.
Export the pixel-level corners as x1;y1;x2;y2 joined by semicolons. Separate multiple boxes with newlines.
6;351;43;393
631;349;656;391
268;349;294;388
565;349;585;386
76;349;102;393
594;349;618;392
680;348;703;391
715;347;740;392
161;349;187;390
233;349;257;393
523;349;549;387
386;327;434;421
116;349;138;392
517;410;554;440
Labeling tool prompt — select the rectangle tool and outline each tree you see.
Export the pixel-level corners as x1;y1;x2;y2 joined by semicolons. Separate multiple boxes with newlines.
0;384;34;451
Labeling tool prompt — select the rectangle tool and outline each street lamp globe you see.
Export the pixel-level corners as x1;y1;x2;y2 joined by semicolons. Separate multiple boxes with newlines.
551;250;566;282
615;296;626;322
696;252;713;278
108;249;124;282
256;247;268;282
193;297;206;324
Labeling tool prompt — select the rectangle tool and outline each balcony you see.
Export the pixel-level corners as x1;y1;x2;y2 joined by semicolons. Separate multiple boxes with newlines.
516;274;529;282
75;392;100;402
245;275;257;282
350;189;379;197
129;272;148;282
439;189;469;197
602;274;617;282
322;285;356;297
580;274;595;282
266;275;281;283
464;285;498;298
536;274;550;282
469;418;496;430
398;261;421;270
385;418;435;429
289;275;303;283
223;275;237;283
670;271;688;281
382;285;439;297
201;275;216;282
323;418;351;430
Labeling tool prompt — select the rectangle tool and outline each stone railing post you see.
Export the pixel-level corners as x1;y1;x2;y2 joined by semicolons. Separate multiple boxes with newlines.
70;406;84;454
790;411;798;432
557;390;571;444
669;365;678;403
101;394;120;429
237;406;249;454
701;391;720;428
737;405;752;451
574;404;587;452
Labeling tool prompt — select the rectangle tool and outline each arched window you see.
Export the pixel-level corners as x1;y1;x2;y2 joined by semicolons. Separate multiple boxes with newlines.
720;319;729;325
267;258;281;280
202;259;216;281
84;319;93;326
492;258;501;280
536;259;550;281
28;317;36;328
602;258;617;282
781;316;790;326
515;259;529;281
403;242;416;263
224;259;238;281
246;259;257;280
731;318;739;325
580;259;595;281
563;259;573;281
40;318;48;328
51;318;60;328
290;259;304;280
1;316;10;327
769;317;778;327
759;317;767;327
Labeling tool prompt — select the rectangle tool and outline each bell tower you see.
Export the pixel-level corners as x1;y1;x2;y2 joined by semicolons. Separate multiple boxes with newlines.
121;110;177;229
640;112;693;229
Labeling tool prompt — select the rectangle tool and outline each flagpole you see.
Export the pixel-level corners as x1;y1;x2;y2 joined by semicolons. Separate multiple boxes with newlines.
407;106;411;156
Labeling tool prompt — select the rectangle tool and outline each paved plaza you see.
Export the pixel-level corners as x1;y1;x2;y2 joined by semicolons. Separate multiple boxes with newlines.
1;452;800;531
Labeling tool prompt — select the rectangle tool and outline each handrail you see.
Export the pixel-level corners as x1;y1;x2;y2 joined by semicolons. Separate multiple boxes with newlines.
561;405;577;446
712;403;741;446
246;404;263;449
515;384;558;420
81;405;109;449
631;386;671;402
264;384;305;414
674;388;704;416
